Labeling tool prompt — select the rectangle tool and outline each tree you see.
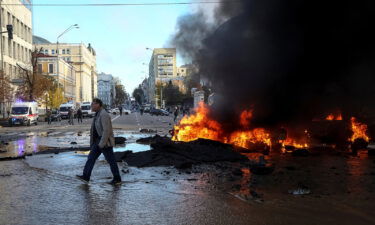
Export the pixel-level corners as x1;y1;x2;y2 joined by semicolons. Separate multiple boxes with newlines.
16;48;54;101
0;71;14;117
162;80;186;106
113;77;128;106
46;87;65;109
132;87;145;105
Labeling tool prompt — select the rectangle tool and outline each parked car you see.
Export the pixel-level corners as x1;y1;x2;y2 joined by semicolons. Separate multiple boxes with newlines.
111;108;120;115
123;109;131;115
150;108;169;116
144;107;151;113
160;109;170;116
45;109;61;122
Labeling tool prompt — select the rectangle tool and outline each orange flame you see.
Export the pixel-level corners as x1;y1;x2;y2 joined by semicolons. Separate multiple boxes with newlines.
172;102;222;142
172;102;271;149
326;113;343;121
239;110;252;128
280;138;308;149
349;117;369;142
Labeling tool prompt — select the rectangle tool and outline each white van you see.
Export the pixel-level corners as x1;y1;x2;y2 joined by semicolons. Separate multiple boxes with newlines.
9;101;39;126
80;102;95;118
59;103;76;119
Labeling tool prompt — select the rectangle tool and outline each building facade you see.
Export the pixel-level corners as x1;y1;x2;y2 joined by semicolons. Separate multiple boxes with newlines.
148;48;177;108
37;55;76;101
34;42;97;103
97;72;115;107
0;0;33;116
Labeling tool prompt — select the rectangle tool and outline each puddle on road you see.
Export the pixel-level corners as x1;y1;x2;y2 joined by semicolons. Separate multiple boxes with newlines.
0;131;153;159
115;143;150;152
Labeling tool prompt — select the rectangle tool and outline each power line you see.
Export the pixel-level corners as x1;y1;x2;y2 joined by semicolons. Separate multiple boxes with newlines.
1;1;242;7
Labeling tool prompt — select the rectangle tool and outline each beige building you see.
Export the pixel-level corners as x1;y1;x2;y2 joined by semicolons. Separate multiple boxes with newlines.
37;55;76;101
34;42;97;103
0;0;33;116
148;48;177;107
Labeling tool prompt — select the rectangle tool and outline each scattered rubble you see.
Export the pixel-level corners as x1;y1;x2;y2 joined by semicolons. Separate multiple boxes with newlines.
115;137;127;145
119;136;249;168
139;128;157;133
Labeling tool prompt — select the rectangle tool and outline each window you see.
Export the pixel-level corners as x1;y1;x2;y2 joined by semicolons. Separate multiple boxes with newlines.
38;64;42;73
8;40;11;56
44;49;49;54
66;49;70;54
67;57;71;62
48;64;54;73
52;49;55;54
62;49;66;54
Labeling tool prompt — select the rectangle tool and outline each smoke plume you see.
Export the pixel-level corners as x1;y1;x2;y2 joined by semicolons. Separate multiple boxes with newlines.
170;0;375;130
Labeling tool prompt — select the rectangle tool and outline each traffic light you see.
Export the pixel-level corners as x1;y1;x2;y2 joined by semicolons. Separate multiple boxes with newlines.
6;25;13;40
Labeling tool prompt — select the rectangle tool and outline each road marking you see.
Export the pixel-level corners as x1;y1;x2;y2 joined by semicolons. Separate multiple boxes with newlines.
112;115;120;122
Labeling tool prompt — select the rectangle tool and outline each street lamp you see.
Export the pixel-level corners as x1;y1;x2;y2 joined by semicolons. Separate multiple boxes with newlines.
56;24;79;100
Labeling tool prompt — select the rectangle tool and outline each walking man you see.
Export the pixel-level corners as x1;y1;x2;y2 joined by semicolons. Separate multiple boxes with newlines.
46;109;52;125
68;108;74;125
77;108;83;123
76;98;122;185
119;106;123;116
174;106;179;122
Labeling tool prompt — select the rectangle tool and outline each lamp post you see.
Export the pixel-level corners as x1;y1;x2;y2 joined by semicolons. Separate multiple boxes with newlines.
56;24;79;99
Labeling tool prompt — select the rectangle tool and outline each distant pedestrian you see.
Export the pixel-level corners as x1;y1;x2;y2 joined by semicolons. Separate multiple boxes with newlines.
119;106;123;116
46;109;52;125
140;107;144;115
77;108;83;123
174;107;179;122
68;108;74;125
76;98;121;185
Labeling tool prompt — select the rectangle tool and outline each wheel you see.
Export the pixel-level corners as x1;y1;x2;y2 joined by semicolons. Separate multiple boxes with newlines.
35;121;38;126
27;120;31;126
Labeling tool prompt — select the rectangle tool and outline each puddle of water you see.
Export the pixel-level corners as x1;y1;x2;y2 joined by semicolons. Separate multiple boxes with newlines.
115;143;150;153
0;131;153;159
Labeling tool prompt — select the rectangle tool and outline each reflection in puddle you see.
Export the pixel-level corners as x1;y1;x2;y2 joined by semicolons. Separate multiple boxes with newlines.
115;143;150;153
0;131;153;159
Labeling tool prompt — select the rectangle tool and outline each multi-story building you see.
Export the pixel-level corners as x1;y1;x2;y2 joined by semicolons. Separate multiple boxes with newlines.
37;54;76;101
148;48;177;107
97;72;115;107
34;41;97;103
0;0;33;115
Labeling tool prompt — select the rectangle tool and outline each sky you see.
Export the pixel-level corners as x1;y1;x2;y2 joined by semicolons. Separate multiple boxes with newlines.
32;0;216;93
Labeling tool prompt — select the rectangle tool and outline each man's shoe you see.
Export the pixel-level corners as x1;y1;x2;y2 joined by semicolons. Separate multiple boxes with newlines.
109;179;122;185
76;175;89;183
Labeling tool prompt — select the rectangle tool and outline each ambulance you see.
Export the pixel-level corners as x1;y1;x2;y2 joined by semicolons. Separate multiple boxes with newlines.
9;101;39;126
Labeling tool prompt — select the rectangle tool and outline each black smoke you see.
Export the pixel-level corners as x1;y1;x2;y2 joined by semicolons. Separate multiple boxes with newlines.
170;0;375;130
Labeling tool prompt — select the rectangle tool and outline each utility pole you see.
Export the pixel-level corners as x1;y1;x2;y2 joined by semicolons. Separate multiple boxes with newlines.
56;24;78;100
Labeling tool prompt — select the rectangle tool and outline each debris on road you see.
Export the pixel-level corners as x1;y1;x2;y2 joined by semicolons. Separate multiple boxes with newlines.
115;137;127;145
139;128;157;133
121;136;249;168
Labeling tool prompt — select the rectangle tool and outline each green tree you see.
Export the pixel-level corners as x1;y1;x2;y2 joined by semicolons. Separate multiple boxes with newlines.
162;81;186;106
114;84;127;106
132;88;145;105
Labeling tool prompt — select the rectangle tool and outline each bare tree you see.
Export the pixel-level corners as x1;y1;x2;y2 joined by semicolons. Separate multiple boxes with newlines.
0;70;14;117
16;48;54;101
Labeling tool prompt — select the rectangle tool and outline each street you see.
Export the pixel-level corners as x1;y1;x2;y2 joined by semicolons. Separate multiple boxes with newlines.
1;113;375;225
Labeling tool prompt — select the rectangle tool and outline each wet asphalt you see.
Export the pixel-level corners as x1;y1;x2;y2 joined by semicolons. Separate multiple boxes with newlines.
1;113;375;225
